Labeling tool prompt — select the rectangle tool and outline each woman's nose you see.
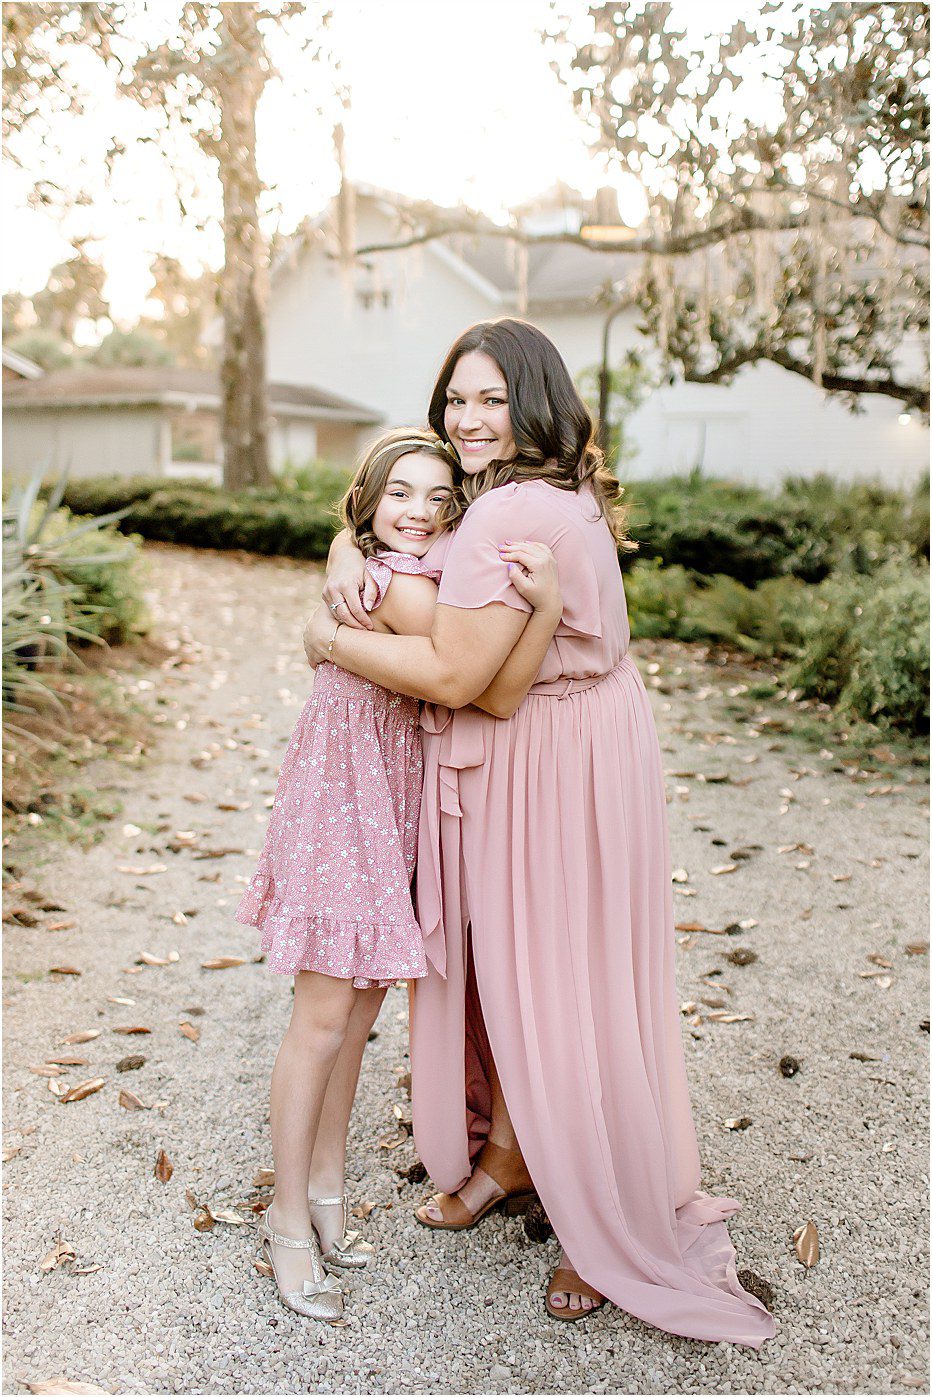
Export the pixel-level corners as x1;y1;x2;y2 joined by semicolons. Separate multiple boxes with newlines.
458;401;482;431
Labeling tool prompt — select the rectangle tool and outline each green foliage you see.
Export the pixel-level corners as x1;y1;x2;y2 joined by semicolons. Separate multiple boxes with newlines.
786;556;930;734
3;471;148;737
86;327;173;368
6;328;73;371
624;560;695;640
55;472;351;560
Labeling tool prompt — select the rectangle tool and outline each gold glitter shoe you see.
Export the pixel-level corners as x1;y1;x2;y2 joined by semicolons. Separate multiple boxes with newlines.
309;1194;374;1270
257;1207;344;1321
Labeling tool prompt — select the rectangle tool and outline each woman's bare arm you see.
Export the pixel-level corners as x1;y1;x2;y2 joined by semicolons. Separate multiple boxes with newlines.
306;600;528;709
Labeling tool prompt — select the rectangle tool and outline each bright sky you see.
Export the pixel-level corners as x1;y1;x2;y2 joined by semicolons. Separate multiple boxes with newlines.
3;0;800;326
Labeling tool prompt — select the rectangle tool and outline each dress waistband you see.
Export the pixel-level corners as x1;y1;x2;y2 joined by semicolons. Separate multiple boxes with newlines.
526;655;630;700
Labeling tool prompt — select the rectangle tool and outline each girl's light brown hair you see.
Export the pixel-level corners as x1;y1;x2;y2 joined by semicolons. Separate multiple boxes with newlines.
338;427;464;558
428;318;636;550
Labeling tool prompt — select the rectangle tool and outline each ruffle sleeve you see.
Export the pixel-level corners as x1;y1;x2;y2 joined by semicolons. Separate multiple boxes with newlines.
364;550;443;615
437;482;602;640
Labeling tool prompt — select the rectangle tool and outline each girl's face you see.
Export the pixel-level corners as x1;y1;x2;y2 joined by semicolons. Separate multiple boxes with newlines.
371;452;455;556
443;350;516;475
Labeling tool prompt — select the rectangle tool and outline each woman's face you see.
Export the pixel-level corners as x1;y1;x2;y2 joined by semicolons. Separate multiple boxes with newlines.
371;452;455;556
443;350;516;475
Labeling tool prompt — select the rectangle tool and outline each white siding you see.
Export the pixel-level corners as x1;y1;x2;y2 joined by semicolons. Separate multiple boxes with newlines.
268;204;500;430
2;406;163;479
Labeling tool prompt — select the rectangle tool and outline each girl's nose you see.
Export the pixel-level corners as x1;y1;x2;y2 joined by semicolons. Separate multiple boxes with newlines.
405;499;430;520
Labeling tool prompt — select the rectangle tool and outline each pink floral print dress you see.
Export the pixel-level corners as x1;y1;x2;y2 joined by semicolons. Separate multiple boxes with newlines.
235;550;442;988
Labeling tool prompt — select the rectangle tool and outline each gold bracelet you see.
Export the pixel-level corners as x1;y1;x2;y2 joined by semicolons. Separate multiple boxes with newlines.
327;621;342;659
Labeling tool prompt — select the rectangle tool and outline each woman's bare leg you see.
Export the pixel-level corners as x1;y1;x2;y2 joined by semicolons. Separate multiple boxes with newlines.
306;985;386;1252
266;970;356;1294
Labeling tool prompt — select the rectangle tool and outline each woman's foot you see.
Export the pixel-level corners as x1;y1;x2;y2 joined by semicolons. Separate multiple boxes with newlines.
308;1193;374;1268
546;1251;604;1318
415;1139;535;1228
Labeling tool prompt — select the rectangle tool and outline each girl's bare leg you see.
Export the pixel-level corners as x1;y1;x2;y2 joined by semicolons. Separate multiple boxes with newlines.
306;985;386;1252
267;970;356;1294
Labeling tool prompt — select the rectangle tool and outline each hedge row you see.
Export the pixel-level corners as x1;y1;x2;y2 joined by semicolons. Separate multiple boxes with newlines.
57;470;930;583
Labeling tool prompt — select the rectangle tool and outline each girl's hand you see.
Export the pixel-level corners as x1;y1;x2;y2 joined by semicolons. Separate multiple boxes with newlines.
322;550;377;631
498;541;562;622
303;603;340;668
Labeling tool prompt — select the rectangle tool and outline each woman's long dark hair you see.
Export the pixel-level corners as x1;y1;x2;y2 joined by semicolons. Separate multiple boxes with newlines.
427;318;635;547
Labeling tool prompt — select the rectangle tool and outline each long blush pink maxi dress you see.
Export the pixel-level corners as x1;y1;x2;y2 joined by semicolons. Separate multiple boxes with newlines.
411;480;776;1349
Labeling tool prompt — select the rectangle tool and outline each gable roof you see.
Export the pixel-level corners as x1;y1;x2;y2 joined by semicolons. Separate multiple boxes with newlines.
4;367;382;423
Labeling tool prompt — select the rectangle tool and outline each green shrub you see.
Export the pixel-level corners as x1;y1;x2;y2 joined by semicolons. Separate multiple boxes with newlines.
685;574;808;657
787;556;930;734
625;560;694;639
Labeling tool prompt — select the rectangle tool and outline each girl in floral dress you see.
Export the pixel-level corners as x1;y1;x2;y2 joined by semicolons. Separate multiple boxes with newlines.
236;426;562;1322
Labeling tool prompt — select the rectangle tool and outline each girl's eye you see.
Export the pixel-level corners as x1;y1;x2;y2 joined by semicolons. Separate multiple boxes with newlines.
388;491;407;499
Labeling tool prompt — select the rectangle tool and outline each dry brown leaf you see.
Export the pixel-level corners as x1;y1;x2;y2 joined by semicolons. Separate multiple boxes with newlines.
192;847;244;861
217;801;251;811
171;912;188;926
39;1238;76;1272
117;864;167;876
45;918;76;932
111;1026;152;1035
30;1065;63;1077
60;1030;100;1045
724;1117;753;1130
107;996;136;1007
671;868;689;883
118;1089;148;1112
201;956;247;970
49;966;81;976
184;792;208;804
154;1149;173;1182
136;952;170;966
867;954;893;968
254;1257;273;1277
675;921;707;933
351;1200;375;1219
46;1055;88;1066
252;1167;275;1188
192;1207;215;1231
60;1078;106;1103
48;1079;66;1097
3;1143;22;1162
831;873;852;882
377;1131;407;1150
25;1380;109;1394
905;941;929;956
178;1021;200;1042
793;1220;820;1267
211;1208;246;1225
706;1012;755;1023
71;1264;103;1275
710;864;738;876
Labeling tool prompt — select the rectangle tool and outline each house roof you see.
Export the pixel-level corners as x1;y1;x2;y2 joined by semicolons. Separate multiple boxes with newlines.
3;366;383;424
2;346;44;379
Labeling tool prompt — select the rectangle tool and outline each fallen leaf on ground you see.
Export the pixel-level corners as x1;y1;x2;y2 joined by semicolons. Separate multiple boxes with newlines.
39;1238;77;1272
675;921;706;933
154;1149;173;1182
136;952;171;966
49;966;81;976
217;801;251;811
351;1200;375;1219
107;996;136;1007
201;956;247;970
211;1208;246;1225
3;1144;22;1162
793;1220;819;1267
25;1380;109;1394
178;1021;200;1042
377;1131;407;1150
254;1258;273;1277
252;1167;275;1188
60;1078;106;1103
117;864;167;876
671;868;689;883
48;1079;66;1097
192;848;244;861
171;912;188;926
29;1065;63;1077
45;919;76;932
905;942;928;956
849;1051;879;1062
72;1263;103;1275
116;1055;145;1073
867;954;893;968
46;1055;87;1066
724;1117;753;1130
60;1030;100;1045
193;1207;215;1231
118;1089;148;1112
711;864;738;876
706;1012;755;1023
111;1026;152;1035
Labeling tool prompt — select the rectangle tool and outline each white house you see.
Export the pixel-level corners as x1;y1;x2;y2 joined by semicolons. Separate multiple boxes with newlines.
267;186;929;488
2;366;382;481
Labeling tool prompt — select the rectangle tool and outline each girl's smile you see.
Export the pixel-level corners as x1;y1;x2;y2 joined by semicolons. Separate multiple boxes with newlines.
371;452;455;555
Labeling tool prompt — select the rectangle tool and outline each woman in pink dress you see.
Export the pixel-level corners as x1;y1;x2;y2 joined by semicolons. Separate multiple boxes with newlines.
307;319;777;1348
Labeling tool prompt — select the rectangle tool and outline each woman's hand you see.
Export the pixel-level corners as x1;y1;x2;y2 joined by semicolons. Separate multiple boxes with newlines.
321;541;377;631
304;604;340;668
499;541;562;622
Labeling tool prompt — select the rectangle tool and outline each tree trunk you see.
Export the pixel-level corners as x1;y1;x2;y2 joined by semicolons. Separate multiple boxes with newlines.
216;3;270;491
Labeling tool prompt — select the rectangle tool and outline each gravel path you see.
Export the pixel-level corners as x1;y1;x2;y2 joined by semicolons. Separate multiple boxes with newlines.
3;543;929;1396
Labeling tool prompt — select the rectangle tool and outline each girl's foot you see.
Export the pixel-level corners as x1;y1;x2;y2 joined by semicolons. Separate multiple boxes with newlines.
308;1193;374;1268
546;1251;604;1318
259;1203;343;1321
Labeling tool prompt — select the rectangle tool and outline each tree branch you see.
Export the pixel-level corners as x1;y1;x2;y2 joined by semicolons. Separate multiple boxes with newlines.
685;346;929;413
